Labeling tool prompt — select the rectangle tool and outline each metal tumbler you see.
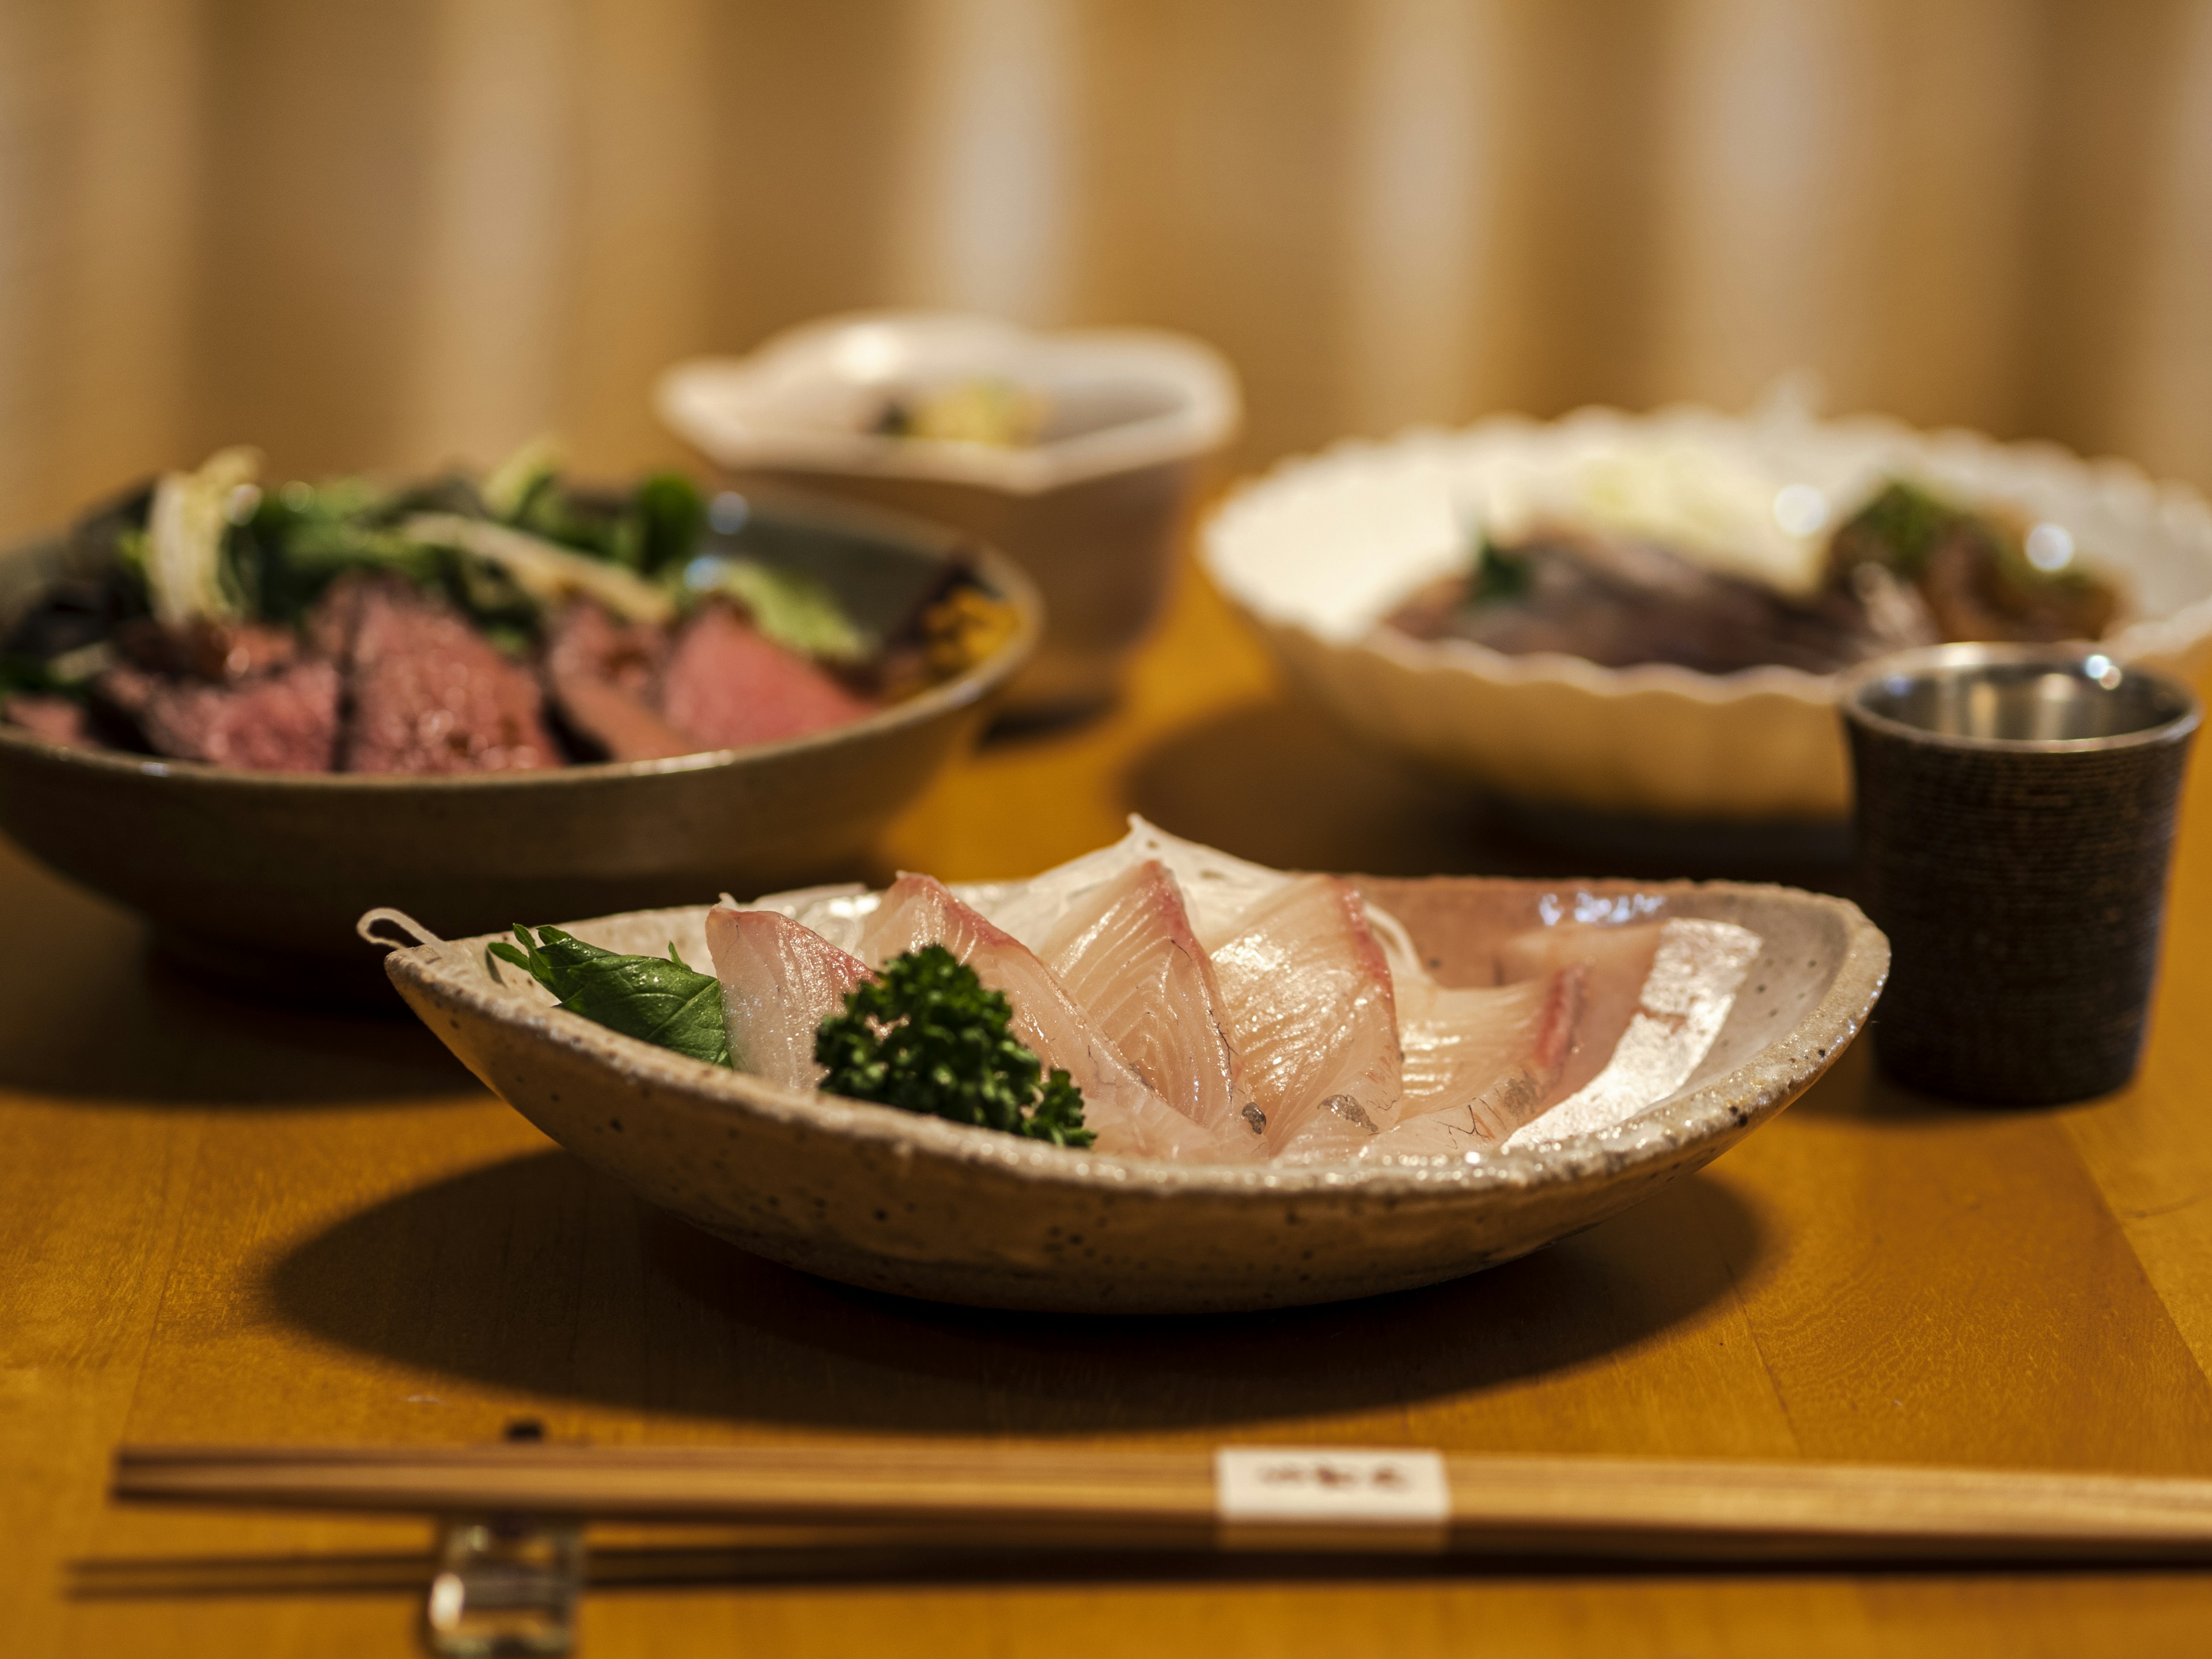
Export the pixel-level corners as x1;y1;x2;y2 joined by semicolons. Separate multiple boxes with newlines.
1840;643;2200;1104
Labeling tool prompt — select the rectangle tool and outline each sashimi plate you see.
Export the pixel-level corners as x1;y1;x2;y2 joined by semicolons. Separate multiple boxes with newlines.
381;851;1885;1313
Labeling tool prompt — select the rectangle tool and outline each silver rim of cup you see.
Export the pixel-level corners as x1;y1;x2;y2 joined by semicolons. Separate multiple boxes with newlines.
1837;641;2201;756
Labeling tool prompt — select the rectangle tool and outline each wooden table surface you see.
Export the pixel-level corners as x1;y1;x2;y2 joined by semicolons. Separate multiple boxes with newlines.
7;559;2212;1657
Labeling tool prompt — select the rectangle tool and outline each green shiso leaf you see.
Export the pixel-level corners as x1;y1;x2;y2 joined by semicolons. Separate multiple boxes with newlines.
490;925;733;1069
813;943;1094;1147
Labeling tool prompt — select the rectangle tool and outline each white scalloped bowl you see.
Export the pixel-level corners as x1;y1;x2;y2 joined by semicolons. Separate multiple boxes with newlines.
1202;407;2212;821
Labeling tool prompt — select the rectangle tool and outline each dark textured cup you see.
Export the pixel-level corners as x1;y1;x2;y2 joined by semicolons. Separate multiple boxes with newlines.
1840;644;2200;1105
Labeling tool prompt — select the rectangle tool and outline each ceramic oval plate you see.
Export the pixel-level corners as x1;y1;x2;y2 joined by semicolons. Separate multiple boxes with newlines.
380;870;1885;1315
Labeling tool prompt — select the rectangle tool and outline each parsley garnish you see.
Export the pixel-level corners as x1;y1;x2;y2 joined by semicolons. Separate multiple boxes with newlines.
815;945;1093;1146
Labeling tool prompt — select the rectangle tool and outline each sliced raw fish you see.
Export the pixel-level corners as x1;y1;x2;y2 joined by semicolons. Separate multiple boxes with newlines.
1503;918;1763;1149
1040;859;1257;1140
977;815;1292;950
1497;921;1666;1103
1206;874;1403;1158
705;907;872;1090
858;873;1254;1162
1397;964;1586;1139
756;884;878;955
1320;967;1586;1166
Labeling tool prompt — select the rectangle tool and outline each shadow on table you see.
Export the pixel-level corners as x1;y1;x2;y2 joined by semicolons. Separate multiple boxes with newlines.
0;945;476;1108
268;1147;1765;1434
1;836;474;1108
1126;699;1856;892
1782;1029;2047;1128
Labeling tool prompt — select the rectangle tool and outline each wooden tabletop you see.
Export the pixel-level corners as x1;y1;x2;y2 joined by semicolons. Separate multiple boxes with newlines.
6;559;2212;1656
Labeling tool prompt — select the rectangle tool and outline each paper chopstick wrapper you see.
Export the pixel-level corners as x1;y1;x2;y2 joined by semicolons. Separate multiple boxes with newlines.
1214;1447;1452;1551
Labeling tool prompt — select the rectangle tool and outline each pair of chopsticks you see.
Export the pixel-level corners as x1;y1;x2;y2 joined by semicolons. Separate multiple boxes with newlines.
112;1443;2212;1564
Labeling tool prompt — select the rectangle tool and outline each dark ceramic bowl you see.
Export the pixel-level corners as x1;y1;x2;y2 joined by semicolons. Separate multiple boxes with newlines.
0;491;1039;1003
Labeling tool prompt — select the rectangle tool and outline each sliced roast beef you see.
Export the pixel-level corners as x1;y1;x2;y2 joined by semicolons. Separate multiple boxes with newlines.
96;658;340;771
115;618;300;682
657;601;875;751
2;693;95;748
313;572;556;773
541;601;693;762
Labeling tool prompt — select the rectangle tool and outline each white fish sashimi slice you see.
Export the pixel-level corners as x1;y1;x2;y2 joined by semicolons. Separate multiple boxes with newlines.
1206;873;1404;1158
756;817;1286;956
1397;964;1587;1138
704;906;873;1090
749;882;878;955
1040;859;1257;1141
1308;969;1586;1168
971;815;1292;951
1495;920;1666;1104
858;873;1256;1162
1503;918;1763;1150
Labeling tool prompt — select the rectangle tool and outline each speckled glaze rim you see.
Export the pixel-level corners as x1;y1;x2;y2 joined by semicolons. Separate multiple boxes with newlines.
1838;642;2203;756
385;879;1890;1200
0;531;1042;790
1202;404;2212;710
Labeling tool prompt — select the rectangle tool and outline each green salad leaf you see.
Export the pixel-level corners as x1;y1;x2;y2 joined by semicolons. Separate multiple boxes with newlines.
480;436;564;524
92;437;724;647
143;446;261;627
692;555;871;662
233;478;442;621
633;472;707;575
814;944;1092;1146
1;652;74;696
490;925;733;1068
482;439;707;576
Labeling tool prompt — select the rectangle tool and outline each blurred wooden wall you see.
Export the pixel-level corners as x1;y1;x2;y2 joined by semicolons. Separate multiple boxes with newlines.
6;0;2212;540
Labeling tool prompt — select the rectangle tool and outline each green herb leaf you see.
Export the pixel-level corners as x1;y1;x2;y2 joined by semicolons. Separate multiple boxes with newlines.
813;944;1094;1146
1830;480;1957;579
490;924;733;1068
1469;537;1533;606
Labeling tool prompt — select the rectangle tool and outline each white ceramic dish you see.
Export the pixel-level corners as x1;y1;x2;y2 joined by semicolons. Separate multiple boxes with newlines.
380;872;1886;1315
1202;406;2212;821
658;312;1243;718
